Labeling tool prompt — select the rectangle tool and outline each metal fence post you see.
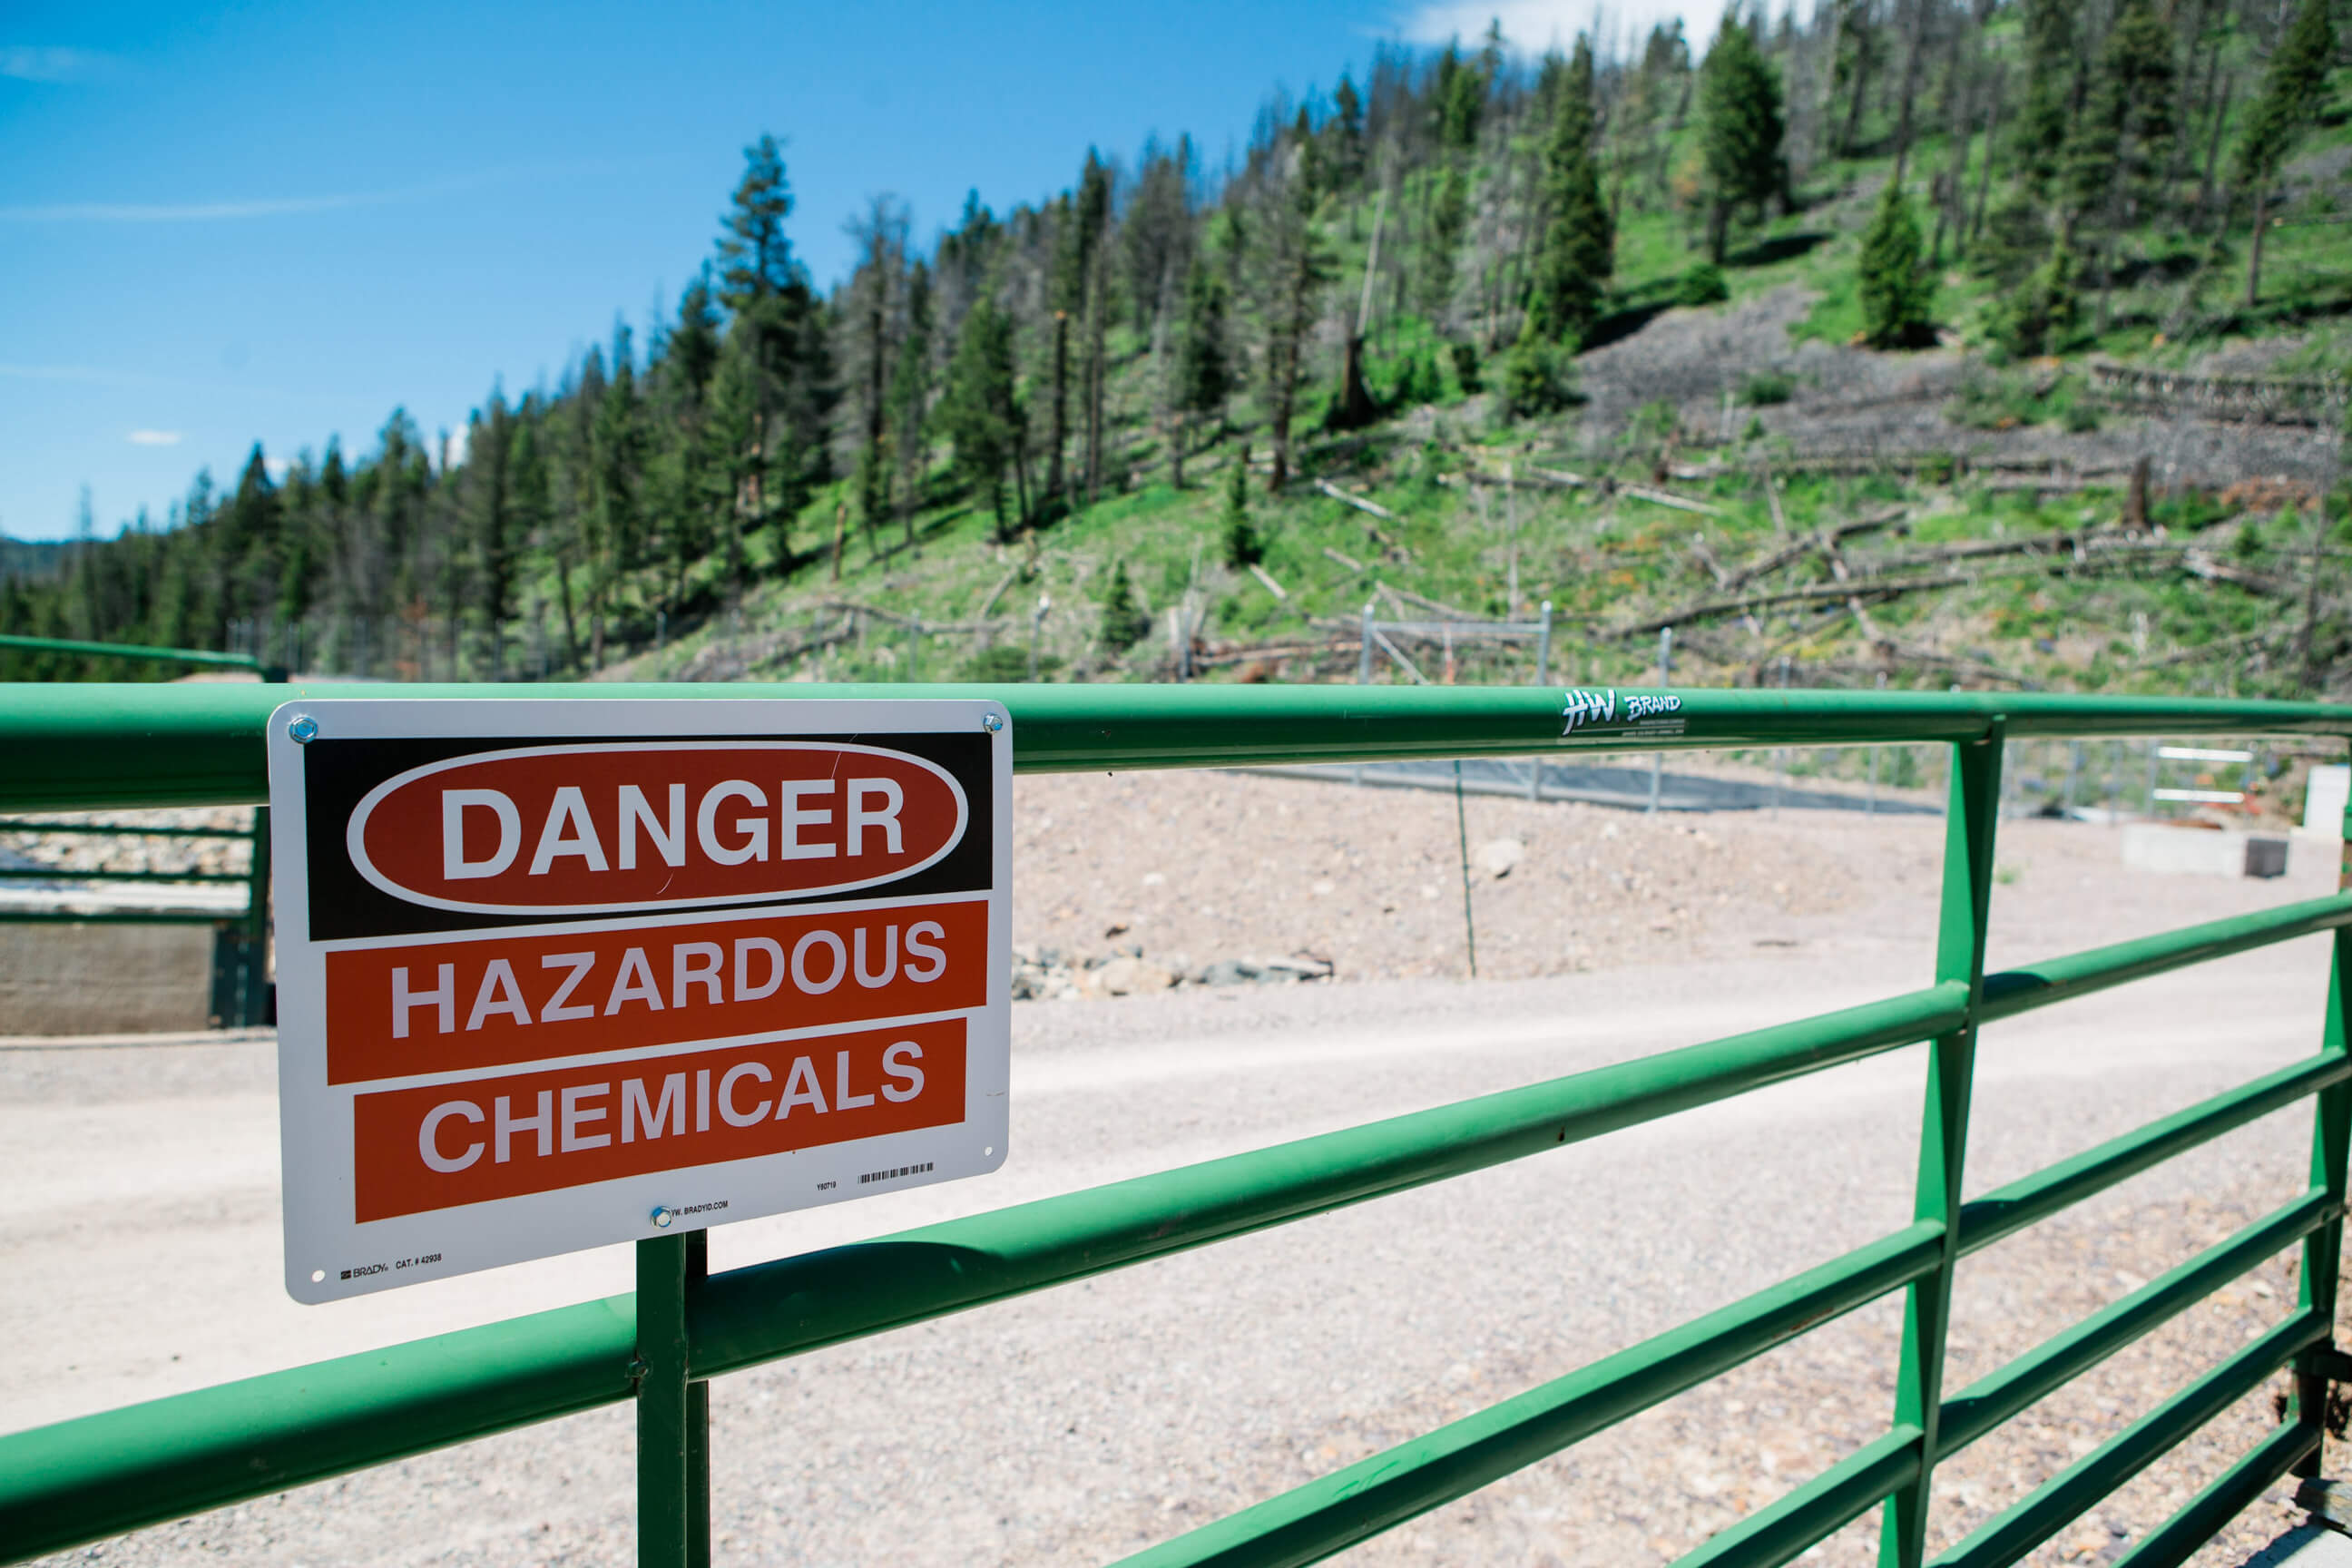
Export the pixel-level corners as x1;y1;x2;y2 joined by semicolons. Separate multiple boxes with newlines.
637;1230;710;1568
2291;750;2352;1476
239;807;272;1026
1879;720;2004;1568
1453;760;1477;979
1648;627;1672;813
1534;600;1553;686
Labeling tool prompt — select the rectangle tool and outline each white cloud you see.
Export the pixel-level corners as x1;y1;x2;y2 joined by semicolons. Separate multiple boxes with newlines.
264;456;292;480
0;45;114;84
126;429;182;446
1395;0;1735;59
0;362;166;387
0;192;383;223
0;161;636;227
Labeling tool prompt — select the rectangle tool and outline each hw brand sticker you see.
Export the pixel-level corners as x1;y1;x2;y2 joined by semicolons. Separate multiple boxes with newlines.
1560;688;1682;737
1561;688;1618;735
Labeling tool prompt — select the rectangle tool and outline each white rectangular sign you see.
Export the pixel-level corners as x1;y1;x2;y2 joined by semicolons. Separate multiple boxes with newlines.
265;698;1011;1303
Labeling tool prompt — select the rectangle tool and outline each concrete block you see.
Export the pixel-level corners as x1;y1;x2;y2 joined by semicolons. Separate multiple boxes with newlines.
0;923;214;1034
2237;1524;2352;1568
2122;823;2291;879
2304;764;2350;839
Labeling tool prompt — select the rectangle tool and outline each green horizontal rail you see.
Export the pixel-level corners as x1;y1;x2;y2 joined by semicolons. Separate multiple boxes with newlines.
1931;1311;2328;1568
0;867;250;884
1670;1426;1926;1568
0;819;255;840
0;1298;637;1562
0;633;266;672
1980;893;2352;1024
685;985;1963;1377
0;984;1962;1562
1939;1190;2332;1455
1958;1054;2352;1256
2;681;2349;809
1109;1223;1945;1568
2109;1422;2318;1568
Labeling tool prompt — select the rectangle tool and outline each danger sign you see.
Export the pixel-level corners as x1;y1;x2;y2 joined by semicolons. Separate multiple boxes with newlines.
265;698;1011;1303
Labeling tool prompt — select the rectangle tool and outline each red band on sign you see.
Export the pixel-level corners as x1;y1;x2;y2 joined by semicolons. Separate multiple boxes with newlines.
352;1017;967;1221
350;742;965;913
324;898;986;1085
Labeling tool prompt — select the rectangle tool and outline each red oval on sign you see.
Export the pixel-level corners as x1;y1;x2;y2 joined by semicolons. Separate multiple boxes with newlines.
347;742;968;915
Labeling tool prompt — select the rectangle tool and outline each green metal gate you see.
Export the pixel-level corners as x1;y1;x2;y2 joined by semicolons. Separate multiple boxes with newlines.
0;635;281;1027
1;680;2348;1568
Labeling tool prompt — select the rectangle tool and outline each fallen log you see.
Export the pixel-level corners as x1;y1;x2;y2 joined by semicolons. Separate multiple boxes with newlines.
1314;477;1401;522
1723;507;1908;591
1619;482;1726;517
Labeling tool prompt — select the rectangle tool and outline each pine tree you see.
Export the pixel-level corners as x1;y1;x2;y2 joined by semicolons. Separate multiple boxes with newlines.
2060;0;2176;322
1098;560;1145;651
1524;34;1615;347
1171;260;1231;488
1435;42;1485;152
2014;0;2080;201
465;389;518;676
712;134;824;567
1328;74;1367;193
1857;181;1935;348
1698;8;1788;265
884;260;933;548
1221;449;1262;567
1422;163;1469;318
2232;0;2337;307
939;295;1020;541
1829;0;1877;158
1253;129;1335;491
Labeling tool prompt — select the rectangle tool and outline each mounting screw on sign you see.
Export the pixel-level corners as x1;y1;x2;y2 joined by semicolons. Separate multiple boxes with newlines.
649;1206;674;1229
288;714;319;744
982;712;1004;733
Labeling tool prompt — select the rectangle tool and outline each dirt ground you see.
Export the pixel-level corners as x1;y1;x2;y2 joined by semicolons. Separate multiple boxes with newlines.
1006;763;2318;989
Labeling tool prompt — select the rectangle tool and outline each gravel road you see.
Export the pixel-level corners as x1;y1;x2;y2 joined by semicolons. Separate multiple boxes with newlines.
5;774;2346;1568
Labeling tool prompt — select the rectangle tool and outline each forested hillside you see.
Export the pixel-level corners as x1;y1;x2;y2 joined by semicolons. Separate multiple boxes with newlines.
3;0;2346;695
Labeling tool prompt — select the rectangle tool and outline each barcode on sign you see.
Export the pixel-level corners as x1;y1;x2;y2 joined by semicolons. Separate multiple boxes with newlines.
858;1161;936;1186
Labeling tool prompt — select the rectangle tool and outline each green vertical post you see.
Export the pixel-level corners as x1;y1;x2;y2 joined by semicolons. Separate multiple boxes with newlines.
2289;743;2352;1474
241;806;271;1025
637;1230;710;1568
1453;760;1477;978
1879;721;2004;1568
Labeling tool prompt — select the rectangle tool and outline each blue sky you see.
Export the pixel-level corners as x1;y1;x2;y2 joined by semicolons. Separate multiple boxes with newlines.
0;0;1699;543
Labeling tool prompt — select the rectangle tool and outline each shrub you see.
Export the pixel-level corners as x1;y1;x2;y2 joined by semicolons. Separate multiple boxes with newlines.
1494;338;1578;420
1387;346;1444;407
1994;246;2081;358
1740;370;1793;405
1448;340;1484;396
964;644;1060;682
1678;263;1730;306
